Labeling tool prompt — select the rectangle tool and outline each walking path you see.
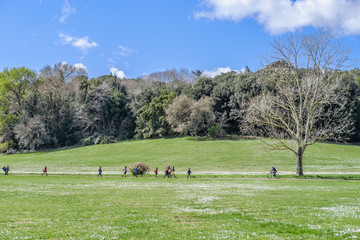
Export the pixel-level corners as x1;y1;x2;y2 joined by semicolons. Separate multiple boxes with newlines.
5;170;360;175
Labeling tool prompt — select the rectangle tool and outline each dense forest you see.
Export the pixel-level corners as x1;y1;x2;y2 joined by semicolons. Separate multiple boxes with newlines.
1;62;360;153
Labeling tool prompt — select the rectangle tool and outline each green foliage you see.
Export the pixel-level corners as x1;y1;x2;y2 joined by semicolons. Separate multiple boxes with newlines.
0;63;360;152
85;78;133;139
355;77;360;86
0;67;36;114
190;76;215;99
135;90;176;139
0;67;36;151
165;94;195;135
0;140;14;153
333;74;360;141
207;124;223;138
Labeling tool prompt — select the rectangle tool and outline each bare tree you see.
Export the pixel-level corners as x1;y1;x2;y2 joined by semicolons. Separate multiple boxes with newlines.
244;30;351;176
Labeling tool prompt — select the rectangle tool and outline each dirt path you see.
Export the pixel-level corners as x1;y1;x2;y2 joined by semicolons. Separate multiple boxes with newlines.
7;171;360;175
3;172;360;180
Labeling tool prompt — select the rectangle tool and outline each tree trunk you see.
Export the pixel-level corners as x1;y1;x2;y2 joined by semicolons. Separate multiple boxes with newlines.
296;148;304;176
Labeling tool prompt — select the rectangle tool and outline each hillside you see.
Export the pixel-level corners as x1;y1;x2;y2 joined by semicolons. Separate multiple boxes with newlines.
1;138;359;175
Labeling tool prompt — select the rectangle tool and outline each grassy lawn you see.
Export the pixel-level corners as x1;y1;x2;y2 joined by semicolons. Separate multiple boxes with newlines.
1;138;359;239
0;138;359;175
0;175;359;239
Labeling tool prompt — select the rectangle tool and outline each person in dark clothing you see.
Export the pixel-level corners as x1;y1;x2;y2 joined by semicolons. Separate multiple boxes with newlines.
187;168;192;178
98;166;102;177
271;166;277;177
122;166;127;177
172;166;176;178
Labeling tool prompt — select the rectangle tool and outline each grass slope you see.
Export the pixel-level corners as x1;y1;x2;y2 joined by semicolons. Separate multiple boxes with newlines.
0;138;359;175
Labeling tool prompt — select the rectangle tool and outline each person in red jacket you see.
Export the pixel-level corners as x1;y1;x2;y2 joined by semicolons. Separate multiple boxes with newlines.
42;166;48;176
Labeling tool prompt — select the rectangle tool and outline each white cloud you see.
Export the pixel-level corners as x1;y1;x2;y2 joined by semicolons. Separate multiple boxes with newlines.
202;66;239;77
108;58;116;65
110;67;126;79
117;45;137;56
58;32;98;54
195;0;360;35
59;0;76;23
74;63;87;73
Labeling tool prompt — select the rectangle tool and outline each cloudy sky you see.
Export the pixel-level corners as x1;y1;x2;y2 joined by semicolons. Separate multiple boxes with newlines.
1;0;360;78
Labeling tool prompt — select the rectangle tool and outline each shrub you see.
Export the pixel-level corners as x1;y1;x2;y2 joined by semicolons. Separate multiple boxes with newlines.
129;162;150;176
208;124;222;138
0;140;15;153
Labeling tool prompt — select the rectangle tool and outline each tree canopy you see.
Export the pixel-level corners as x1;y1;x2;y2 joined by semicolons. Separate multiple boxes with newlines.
0;33;359;166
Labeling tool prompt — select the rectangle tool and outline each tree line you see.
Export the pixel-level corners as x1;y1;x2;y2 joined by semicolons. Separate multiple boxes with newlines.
1;63;359;153
1;46;360;154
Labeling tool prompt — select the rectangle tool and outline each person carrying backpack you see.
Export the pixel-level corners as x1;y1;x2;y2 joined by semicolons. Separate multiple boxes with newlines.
122;166;127;177
164;166;169;178
135;166;138;177
4;166;9;175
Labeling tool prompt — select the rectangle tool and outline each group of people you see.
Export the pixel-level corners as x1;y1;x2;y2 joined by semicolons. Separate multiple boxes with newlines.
163;165;176;178
2;165;276;178
96;165;192;178
2;165;48;176
2;166;10;175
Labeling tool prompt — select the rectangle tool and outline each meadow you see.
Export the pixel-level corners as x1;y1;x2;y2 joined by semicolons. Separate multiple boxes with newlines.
0;176;359;239
1;137;360;175
1;138;360;239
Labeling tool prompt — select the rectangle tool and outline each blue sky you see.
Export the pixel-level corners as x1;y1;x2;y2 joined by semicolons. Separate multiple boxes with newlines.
1;0;360;79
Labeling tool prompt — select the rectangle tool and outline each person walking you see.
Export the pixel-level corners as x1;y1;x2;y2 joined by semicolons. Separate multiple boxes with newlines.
164;166;171;178
42;166;48;176
172;166;176;178
154;167;158;177
135;166;138;178
164;167;168;178
122;166;127;177
187;168;192;178
98;166;102;177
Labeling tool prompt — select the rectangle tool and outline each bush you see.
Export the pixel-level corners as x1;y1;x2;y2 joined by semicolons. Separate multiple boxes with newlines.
208;124;223;138
0;140;15;153
129;162;150;176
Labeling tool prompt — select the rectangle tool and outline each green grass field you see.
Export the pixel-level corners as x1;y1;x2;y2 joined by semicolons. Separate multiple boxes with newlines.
1;138;360;239
0;176;359;239
1;138;360;175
